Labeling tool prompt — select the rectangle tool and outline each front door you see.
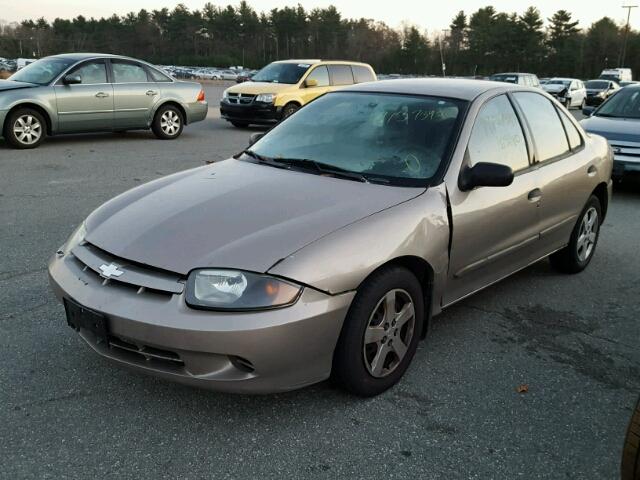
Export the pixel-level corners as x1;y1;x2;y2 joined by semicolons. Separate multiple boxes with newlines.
299;65;331;104
444;94;541;306
54;59;113;133
110;59;159;129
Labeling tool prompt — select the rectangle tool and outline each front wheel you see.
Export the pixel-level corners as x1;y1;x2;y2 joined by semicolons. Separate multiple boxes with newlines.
4;108;46;149
282;103;300;119
152;105;184;140
333;266;424;397
580;98;586;110
550;195;601;273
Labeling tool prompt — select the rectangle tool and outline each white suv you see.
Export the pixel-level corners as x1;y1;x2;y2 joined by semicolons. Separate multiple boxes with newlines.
542;78;587;109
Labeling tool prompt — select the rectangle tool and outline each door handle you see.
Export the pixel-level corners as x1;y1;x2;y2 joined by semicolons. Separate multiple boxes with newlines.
527;188;542;202
587;165;597;177
95;92;109;98
146;90;158;96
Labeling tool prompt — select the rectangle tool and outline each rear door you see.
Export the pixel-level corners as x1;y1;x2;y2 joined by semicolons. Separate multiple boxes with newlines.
110;59;160;129
328;64;355;91
54;59;113;133
444;94;540;305
512;92;594;252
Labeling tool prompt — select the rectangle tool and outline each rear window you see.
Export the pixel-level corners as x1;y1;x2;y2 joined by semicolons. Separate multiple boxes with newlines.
352;65;375;83
329;65;354;86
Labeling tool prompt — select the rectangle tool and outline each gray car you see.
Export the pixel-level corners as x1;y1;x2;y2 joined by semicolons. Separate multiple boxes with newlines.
49;79;612;396
0;54;208;149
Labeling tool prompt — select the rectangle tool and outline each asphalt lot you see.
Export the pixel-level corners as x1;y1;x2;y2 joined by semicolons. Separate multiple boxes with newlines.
1;83;639;479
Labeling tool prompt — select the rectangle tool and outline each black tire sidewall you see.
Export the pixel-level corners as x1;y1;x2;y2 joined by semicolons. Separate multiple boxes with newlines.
5;108;46;149
333;266;425;396
152;105;184;140
282;103;300;119
565;195;602;271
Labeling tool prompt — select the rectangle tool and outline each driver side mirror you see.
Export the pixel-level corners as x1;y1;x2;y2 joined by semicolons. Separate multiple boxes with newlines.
459;162;514;191
304;78;318;88
248;132;265;146
63;74;82;85
582;105;596;117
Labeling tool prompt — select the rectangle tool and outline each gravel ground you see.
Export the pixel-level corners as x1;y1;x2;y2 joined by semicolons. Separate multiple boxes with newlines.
0;83;638;479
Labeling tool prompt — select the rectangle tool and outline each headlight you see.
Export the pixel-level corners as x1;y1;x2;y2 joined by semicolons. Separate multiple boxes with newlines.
62;222;86;254
186;269;302;311
255;93;275;103
597;91;606;98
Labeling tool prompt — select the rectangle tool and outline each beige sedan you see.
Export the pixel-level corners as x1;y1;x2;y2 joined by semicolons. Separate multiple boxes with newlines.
49;79;612;396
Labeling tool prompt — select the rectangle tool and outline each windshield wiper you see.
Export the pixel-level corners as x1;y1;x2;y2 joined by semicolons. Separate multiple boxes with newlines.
273;157;371;183
237;150;292;170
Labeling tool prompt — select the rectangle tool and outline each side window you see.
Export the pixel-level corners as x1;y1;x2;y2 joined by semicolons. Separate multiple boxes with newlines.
513;92;570;162
329;65;354;86
148;67;173;83
557;109;582;150
112;60;149;83
468;94;530;172
352;65;375;83
305;66;329;87
67;60;107;84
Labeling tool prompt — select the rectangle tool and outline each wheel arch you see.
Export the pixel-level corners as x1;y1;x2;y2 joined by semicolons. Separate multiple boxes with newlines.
4;103;53;136
592;182;609;220
153;100;188;125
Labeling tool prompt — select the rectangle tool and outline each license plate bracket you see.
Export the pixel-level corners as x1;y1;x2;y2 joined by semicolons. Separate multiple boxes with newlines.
64;298;109;344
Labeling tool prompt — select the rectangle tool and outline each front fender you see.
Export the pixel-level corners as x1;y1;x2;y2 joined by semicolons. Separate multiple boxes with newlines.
0;86;58;133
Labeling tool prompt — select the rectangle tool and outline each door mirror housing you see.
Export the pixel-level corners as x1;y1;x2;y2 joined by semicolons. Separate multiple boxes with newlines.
304;78;318;88
582;105;596;117
63;74;82;85
248;132;265;146
459;162;514;191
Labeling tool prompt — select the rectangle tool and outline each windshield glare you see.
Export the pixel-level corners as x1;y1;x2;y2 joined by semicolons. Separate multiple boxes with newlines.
251;62;310;84
596;88;640;118
586;80;608;89
249;92;467;186
10;57;75;85
490;75;517;83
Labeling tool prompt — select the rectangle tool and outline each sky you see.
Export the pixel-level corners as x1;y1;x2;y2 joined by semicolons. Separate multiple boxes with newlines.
2;0;639;31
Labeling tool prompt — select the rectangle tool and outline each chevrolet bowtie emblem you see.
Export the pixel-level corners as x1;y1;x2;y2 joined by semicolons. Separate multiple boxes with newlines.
99;263;124;278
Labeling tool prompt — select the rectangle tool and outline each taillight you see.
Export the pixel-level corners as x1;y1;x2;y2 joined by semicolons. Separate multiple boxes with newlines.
197;89;206;103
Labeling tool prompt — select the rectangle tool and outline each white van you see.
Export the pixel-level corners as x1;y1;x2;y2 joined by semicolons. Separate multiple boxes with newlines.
600;68;632;83
16;58;36;70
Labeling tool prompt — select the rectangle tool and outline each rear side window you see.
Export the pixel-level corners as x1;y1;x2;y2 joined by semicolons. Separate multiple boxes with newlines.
557;109;582;150
148;67;173;83
513;92;570;162
305;65;330;87
468;94;529;172
329;65;354;86
352;65;375;83
112;60;149;83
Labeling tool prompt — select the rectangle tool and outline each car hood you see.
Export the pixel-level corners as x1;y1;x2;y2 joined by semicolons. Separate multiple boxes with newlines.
85;159;424;276
543;84;567;93
581;115;640;142
0;79;37;91
225;82;298;95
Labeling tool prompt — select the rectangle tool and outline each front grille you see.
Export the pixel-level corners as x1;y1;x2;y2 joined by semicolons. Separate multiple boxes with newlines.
71;242;184;296
227;93;256;105
108;335;185;368
610;142;640;159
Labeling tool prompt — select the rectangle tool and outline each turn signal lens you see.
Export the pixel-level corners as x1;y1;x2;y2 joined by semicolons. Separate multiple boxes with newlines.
196;89;206;103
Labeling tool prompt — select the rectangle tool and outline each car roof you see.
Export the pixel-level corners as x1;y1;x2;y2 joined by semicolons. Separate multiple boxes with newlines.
273;59;372;67
549;77;578;81
341;78;522;101
47;53;142;62
491;72;536;76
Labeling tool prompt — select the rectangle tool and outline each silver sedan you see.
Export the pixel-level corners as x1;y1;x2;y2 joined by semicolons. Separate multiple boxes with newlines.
0;54;208;149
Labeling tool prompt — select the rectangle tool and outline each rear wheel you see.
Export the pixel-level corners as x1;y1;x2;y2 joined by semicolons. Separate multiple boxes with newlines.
550;195;601;273
152;104;184;140
4;108;46;149
333;266;424;397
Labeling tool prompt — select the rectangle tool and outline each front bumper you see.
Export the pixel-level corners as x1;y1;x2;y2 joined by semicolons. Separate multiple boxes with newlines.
220;100;282;125
48;248;354;393
586;95;605;106
613;158;640;178
185;101;208;124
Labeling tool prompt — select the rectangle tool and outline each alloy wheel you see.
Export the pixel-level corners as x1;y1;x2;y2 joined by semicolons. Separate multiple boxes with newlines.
13;115;42;145
160;110;181;136
363;289;415;378
576;206;598;262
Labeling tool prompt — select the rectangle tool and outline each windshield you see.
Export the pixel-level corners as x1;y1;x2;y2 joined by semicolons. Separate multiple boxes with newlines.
586;80;608;89
251;62;310;84
600;74;620;82
549;80;571;86
490;74;517;84
596;87;640;118
10;57;76;85
248;92;467;186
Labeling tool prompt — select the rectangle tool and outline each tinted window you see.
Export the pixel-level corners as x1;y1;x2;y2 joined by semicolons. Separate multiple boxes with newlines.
329;65;354;86
305;66;329;87
148;67;172;82
68;60;107;84
557;109;582;150
251;92;466;186
468;95;529;172
513;92;569;162
353;65;375;83
596;87;640;118
112;60;149;83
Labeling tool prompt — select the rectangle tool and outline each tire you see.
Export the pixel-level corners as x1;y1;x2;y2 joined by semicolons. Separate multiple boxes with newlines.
151;104;184;140
333;266;425;397
622;397;640;480
282;103;300;119
550;195;602;273
580;98;586;110
231;121;249;128
3;107;46;149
